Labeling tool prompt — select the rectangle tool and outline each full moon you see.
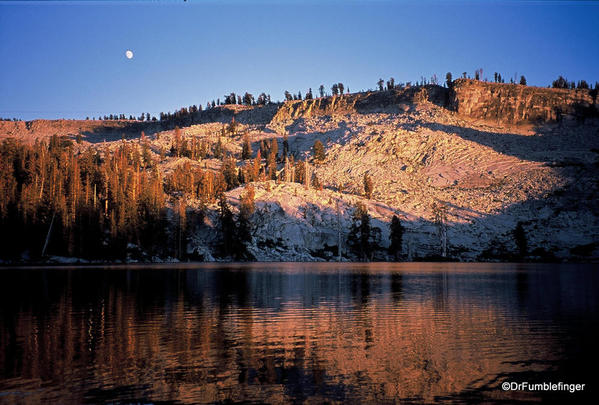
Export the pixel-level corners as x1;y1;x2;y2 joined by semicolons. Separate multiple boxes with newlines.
125;50;133;59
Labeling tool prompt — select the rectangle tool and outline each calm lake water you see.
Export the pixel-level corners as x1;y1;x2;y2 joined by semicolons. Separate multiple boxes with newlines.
0;263;597;404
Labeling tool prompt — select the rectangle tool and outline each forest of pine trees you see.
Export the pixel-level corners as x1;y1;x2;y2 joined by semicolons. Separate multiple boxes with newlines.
0;136;167;260
0;128;334;262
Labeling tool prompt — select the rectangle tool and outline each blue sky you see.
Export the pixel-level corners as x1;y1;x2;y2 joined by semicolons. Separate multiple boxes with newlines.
1;0;598;120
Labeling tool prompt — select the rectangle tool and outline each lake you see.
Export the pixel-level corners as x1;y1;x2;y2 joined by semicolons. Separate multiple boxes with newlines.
0;263;597;404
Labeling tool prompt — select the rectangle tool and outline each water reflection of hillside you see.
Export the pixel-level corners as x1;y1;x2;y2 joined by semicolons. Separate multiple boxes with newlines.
0;264;597;404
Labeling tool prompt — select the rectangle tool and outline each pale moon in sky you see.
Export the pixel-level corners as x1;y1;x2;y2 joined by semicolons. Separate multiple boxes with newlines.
125;50;133;59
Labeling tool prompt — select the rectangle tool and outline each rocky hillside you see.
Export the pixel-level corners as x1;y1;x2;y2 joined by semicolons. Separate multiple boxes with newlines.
2;80;598;262
450;79;599;124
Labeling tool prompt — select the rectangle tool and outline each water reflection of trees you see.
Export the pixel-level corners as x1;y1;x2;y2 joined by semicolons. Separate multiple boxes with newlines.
0;266;596;404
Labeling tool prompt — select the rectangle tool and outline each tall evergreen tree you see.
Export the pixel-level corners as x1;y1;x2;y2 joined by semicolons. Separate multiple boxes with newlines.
432;202;448;257
237;184;255;257
219;194;235;257
347;202;374;261
363;173;373;199
313;140;325;162
514;221;527;259
242;134;252;160
389;215;404;260
221;156;240;190
331;83;339;96
282;135;289;159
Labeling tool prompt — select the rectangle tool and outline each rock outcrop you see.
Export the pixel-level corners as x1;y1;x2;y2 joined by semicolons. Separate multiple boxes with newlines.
271;86;449;125
449;79;599;124
0;119;160;143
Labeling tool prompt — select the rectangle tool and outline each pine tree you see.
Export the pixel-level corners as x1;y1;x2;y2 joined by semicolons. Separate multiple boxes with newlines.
213;138;224;159
238;184;255;239
363;173;373;199
552;76;568;89
387;77;395;90
267;139;278;179
347;202;373;261
313;140;325;162
312;174;323;190
282;134;289;159
243;92;254;105
248;150;261;182
175;198;187;259
432;202;448;257
257;93;268;105
218;194;235;257
514;221;527;259
221;156;240;190
242;134;252;160
227;117;238;136
389;215;404;260
171;127;182;157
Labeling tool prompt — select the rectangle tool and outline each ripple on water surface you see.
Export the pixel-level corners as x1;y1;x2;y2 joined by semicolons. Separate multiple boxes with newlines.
0;263;597;404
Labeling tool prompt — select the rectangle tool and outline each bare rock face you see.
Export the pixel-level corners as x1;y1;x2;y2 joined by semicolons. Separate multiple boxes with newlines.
271;86;449;126
0;119;162;143
449;79;599;124
196;104;280;125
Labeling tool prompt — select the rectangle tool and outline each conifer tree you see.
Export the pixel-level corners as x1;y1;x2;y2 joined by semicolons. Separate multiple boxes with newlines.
243;92;254;105
312;174;323;190
171;127;182;157
313;140;325;162
267;139;278;179
282;135;289;159
213;138;224;159
432;202;448;257
347;202;374;261
227;117;238;136
363;173;373;199
514;221;527;259
242;134;252;160
222;156;240;190
238;184;255;255
389;215;404;260
176;198;187;259
218;194;235;257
